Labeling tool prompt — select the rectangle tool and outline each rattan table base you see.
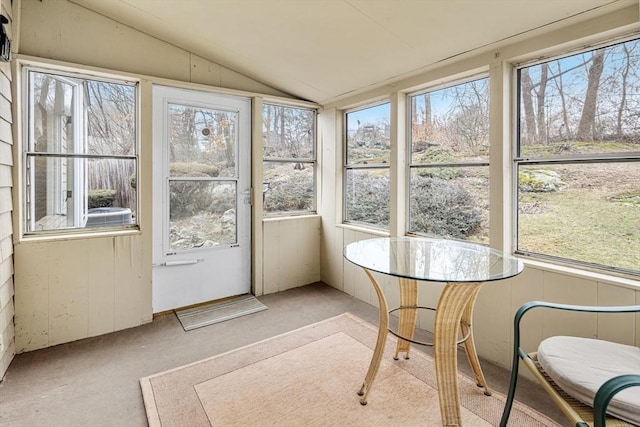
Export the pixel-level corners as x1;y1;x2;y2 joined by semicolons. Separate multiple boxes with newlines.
356;269;489;426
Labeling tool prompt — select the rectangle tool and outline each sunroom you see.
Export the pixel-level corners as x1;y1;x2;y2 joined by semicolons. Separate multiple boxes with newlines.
0;0;638;426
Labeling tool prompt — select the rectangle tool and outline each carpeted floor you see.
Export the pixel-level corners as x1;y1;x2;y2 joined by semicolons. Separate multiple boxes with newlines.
141;313;559;427
0;283;570;427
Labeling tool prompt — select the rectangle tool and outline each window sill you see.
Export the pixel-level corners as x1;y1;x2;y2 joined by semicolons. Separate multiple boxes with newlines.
335;223;389;237
17;227;141;244
521;257;640;291
331;226;639;290
263;214;321;223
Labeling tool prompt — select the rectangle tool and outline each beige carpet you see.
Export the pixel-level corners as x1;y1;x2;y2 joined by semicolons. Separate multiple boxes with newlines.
140;313;559;426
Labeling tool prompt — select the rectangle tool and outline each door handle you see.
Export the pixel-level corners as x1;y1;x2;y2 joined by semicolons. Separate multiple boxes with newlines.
156;259;203;267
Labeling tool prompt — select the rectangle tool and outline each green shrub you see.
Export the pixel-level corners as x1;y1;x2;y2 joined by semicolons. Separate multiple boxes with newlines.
170;162;219;177
264;171;314;212
414;149;459;179
345;172;390;227
169;163;219;220
88;189;116;208
410;176;482;239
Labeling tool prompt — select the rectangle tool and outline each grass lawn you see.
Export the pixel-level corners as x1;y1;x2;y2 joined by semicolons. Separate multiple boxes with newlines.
519;187;639;272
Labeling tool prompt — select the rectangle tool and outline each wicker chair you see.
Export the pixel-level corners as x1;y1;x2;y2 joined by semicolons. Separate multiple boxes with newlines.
500;301;640;427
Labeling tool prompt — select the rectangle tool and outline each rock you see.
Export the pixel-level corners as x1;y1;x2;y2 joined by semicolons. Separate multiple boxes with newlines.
519;170;565;192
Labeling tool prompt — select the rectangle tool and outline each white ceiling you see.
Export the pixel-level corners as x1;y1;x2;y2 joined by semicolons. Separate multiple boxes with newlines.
70;0;630;105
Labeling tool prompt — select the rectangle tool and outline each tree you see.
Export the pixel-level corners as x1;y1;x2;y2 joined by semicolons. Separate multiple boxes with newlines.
411;93;432;148
444;79;489;153
616;43;631;139
536;63;549;144
520;68;537;144
550;60;571;141
576;49;605;141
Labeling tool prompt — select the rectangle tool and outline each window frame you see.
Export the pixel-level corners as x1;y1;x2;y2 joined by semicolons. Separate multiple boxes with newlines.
513;37;640;275
262;101;317;217
406;75;491;242
343;100;391;229
21;64;140;236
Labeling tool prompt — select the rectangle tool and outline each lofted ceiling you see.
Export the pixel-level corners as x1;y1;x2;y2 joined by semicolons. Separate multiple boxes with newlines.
70;0;631;105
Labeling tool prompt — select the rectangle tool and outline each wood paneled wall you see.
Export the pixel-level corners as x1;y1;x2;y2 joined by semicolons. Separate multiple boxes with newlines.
262;216;321;294
14;235;151;352
324;228;640;372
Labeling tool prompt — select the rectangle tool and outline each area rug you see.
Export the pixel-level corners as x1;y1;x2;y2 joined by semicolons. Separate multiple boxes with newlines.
140;313;559;426
175;294;268;331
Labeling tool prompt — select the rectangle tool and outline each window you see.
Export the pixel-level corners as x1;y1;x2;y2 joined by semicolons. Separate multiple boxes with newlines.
516;38;640;273
262;103;316;215
408;78;490;242
24;68;138;233
344;103;390;228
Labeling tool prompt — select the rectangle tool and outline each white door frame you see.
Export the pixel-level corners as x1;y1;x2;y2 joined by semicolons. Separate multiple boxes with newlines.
151;85;251;312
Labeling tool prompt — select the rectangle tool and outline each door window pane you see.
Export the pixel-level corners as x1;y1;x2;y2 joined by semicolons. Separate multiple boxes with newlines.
169;181;237;251
168;104;237;178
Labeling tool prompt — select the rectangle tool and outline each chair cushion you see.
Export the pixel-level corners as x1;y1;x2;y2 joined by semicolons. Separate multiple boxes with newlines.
537;336;640;426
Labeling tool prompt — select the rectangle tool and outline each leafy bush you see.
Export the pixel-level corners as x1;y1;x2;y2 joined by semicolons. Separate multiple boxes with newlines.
170;162;219;177
410;176;482;239
209;184;236;214
169;163;219;220
414;148;459;179
345;172;390;227
88;189;116;208
264;171;314;212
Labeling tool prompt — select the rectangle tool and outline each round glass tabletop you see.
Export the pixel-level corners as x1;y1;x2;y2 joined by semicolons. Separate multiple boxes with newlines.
344;237;524;283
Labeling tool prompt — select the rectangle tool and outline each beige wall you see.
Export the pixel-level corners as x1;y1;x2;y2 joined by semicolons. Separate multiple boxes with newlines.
18;0;290;98
0;0;14;377
319;4;640;371
11;0;312;353
325;228;640;372
14;235;151;351
7;0;639;368
262;216;321;295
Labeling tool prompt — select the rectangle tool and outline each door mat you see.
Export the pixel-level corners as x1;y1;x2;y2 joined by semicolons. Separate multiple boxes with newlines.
175;294;267;331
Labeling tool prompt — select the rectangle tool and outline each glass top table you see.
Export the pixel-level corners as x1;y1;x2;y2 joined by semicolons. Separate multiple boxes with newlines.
344;236;524;426
344;236;523;283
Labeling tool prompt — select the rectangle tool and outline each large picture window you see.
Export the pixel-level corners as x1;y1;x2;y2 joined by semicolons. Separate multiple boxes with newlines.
24;68;138;233
262;103;316;215
408;78;490;242
516;38;640;273
344;103;390;228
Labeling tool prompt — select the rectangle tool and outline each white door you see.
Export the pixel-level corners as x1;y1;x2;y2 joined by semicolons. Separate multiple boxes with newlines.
152;86;251;312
